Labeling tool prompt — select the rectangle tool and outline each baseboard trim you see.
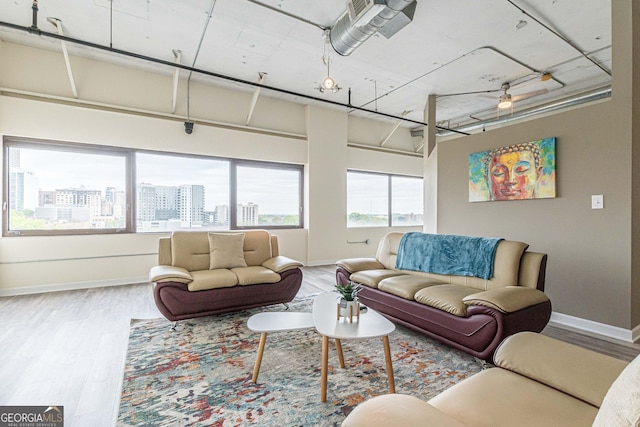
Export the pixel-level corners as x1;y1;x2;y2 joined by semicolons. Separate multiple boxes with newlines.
0;276;149;297
306;259;337;267
550;311;637;343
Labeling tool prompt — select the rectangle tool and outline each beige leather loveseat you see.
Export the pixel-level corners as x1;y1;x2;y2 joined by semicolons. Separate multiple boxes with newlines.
343;332;639;427
336;232;551;360
150;229;303;321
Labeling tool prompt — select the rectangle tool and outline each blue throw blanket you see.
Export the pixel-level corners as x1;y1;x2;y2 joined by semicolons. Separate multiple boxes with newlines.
395;233;503;280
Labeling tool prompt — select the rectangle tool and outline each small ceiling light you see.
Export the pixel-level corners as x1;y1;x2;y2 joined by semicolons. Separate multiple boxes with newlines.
323;76;336;90
497;83;514;110
316;29;341;94
498;93;513;109
540;72;553;81
516;20;528;29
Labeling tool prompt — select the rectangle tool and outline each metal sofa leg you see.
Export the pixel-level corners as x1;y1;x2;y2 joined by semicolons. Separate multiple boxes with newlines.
283;303;290;310
169;321;177;331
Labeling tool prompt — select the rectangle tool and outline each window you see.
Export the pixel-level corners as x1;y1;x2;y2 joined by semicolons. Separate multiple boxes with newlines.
234;162;302;228
347;170;423;228
391;175;424;226
347;171;389;227
3;138;132;236
136;152;230;232
3;137;304;236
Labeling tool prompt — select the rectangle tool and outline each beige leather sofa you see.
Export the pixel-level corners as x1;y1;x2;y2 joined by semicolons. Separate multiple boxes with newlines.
343;332;640;427
150;230;303;321
336;232;551;360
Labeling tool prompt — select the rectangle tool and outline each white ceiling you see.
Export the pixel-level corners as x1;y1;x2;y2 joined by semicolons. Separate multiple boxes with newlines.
0;0;612;130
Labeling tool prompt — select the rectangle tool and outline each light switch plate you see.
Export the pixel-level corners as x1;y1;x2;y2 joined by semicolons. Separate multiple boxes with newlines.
592;195;604;209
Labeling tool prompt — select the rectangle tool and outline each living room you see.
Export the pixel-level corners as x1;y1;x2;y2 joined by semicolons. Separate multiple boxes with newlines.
0;0;639;425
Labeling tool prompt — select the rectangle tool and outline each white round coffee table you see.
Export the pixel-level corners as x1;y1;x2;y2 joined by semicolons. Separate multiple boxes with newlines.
312;292;396;402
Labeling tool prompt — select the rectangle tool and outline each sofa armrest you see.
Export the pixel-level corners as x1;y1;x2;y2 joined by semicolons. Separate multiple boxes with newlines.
149;265;193;284
494;332;628;408
336;258;385;274
462;286;549;313
342;394;465;427
262;255;303;273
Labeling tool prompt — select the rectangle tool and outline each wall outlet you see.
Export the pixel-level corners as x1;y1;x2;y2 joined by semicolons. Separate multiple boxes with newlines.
592;195;604;209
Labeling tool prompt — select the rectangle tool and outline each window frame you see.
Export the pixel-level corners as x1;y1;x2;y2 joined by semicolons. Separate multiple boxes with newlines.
231;159;304;230
347;169;423;228
3;136;134;237
2;136;305;237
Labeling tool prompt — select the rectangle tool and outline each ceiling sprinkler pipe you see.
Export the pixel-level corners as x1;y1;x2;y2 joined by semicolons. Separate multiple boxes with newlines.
330;0;414;56
436;86;612;136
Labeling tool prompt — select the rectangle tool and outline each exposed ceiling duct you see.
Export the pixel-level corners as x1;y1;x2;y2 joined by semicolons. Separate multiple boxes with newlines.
330;0;416;56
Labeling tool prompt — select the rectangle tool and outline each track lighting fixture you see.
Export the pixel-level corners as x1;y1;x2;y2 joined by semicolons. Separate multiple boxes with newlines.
316;29;341;94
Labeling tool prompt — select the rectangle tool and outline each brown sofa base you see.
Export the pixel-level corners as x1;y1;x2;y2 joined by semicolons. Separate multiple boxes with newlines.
337;267;551;360
153;268;303;321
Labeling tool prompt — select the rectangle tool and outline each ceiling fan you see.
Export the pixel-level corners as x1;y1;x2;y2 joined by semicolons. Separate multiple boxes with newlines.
496;82;548;110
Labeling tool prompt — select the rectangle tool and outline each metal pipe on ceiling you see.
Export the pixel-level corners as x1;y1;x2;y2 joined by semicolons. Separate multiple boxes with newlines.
0;20;469;133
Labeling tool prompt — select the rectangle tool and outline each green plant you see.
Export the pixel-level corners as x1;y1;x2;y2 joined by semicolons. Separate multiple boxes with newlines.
335;282;361;301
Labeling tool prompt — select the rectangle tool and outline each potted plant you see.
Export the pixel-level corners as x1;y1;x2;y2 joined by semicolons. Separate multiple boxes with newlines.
335;281;361;322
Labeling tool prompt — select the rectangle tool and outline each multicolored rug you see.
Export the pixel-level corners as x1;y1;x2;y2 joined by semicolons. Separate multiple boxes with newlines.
117;297;483;426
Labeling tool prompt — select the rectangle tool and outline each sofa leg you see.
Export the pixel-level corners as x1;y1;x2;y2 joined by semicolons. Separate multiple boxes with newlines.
282;303;290;310
169;321;178;331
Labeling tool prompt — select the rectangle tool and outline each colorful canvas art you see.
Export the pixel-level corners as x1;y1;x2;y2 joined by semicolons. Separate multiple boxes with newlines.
469;137;556;202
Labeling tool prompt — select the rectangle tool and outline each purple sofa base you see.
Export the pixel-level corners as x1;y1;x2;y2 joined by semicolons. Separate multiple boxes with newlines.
337;267;551;360
153;268;303;322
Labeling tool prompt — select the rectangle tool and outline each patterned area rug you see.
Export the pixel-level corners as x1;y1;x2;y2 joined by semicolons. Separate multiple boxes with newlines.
117;297;483;426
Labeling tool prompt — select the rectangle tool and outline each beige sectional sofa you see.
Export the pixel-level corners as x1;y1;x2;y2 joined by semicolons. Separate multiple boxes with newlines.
336;232;551;359
342;331;639;427
150;229;303;321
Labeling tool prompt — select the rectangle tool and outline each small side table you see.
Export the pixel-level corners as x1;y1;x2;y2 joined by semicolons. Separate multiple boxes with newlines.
246;311;314;383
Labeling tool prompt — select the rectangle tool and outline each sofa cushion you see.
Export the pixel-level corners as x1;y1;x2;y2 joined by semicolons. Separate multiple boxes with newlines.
428;368;599;427
342;394;465;427
243;230;273;266
414;284;477;316
462;286;549;313
262;256;303;273
494;332;627;408
378;275;444;300
337;258;385;273
208;233;248;269
149;265;193;284
350;270;408;289
592;354;640;427
171;231;211;271
187;269;238;291
232;266;281;286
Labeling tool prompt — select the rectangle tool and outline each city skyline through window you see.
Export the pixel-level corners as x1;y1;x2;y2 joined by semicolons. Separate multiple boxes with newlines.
6;144;128;234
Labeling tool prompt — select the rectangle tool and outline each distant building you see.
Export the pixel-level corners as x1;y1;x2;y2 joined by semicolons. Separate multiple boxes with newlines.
9;167;39;211
237;202;258;226
155;185;180;220
215;204;229;226
137;183;156;221
179;184;205;227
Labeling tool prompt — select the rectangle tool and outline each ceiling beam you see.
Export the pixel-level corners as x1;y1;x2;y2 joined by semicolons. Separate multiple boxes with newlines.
246;72;266;126
47;18;78;99
380;111;410;146
171;50;181;114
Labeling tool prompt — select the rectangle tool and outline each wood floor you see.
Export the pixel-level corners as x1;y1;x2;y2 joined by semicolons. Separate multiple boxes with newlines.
0;264;637;427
